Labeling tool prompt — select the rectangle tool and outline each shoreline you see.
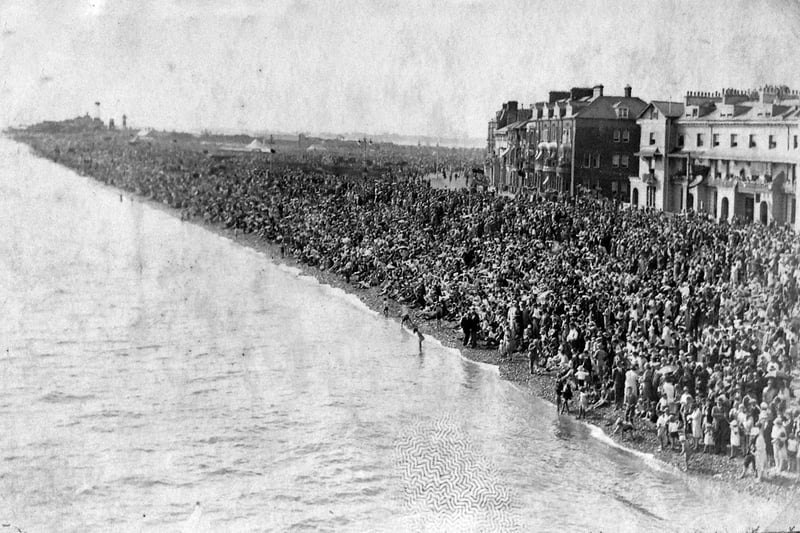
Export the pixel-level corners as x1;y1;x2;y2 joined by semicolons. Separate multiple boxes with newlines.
165;192;800;503
12;136;798;504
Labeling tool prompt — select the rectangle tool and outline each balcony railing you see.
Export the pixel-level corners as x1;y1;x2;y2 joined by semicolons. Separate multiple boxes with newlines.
737;179;773;193
706;174;738;187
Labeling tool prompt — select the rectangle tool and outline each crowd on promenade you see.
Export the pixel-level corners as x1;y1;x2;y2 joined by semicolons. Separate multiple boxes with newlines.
18;130;800;481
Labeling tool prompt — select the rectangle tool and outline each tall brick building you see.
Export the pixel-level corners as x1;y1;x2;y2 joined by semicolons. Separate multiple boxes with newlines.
486;84;646;199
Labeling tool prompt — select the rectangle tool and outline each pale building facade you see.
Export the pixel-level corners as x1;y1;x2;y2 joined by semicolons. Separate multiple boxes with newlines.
630;87;800;231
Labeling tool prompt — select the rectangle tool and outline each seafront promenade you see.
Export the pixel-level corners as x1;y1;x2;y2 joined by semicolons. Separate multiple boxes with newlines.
12;125;800;499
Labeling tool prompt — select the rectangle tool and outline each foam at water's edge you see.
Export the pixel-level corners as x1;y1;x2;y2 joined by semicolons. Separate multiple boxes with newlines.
587;424;665;466
214;231;499;372
504;379;679;474
278;262;499;373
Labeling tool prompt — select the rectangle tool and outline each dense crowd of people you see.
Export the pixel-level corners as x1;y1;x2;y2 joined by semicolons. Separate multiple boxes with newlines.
18;130;800;481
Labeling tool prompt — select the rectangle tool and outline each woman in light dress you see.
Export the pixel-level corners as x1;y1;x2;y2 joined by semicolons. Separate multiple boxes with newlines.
729;409;741;459
703;416;715;454
690;404;703;450
755;425;769;482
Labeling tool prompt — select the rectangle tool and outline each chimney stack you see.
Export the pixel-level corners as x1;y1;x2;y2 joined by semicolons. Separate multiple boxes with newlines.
592;84;604;99
624;84;632;98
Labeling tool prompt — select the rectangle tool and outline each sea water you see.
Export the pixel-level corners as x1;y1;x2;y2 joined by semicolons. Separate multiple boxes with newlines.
0;138;796;532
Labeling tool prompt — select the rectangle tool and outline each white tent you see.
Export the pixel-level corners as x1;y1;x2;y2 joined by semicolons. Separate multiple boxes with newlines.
246;139;266;151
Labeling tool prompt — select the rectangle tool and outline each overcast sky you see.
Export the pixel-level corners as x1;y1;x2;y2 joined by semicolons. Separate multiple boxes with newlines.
2;0;800;139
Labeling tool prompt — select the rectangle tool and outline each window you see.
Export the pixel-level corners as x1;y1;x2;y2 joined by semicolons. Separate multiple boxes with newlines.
647;185;656;207
621;155;629;168
593;153;601;168
769;135;776;149
696;133;704;147
613;130;621;142
649;132;656;145
612;155;620;168
622;130;630;143
730;134;738;147
712;134;719;147
794;135;798;149
749;134;756;148
692;108;698;117
618;107;629;118
583;153;591;167
678;134;685;147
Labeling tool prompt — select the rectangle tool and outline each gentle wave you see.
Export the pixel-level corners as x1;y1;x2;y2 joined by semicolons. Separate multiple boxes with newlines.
39;391;96;403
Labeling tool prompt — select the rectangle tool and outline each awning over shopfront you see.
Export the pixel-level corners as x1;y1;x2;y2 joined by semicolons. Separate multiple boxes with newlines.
669;148;702;158
506;119;530;130
635;147;661;157
698;151;797;164
642;173;657;185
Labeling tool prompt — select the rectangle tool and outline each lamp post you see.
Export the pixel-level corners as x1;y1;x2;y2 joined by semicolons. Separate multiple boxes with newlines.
685;156;691;215
358;137;372;171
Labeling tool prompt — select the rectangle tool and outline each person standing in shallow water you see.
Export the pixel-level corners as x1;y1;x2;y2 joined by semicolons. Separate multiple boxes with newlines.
561;378;573;415
412;325;424;352
460;310;471;346
400;304;412;329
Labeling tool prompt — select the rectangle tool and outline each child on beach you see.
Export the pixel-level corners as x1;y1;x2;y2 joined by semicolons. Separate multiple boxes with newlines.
657;411;669;451
740;437;758;479
668;413;680;450
575;364;588;390
703;418;715;454
577;387;588;420
729;418;741;459
680;431;690;471
382;297;389;317
624;386;637;427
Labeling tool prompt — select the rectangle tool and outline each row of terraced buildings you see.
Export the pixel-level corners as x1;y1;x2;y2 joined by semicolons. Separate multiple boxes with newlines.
486;84;800;231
